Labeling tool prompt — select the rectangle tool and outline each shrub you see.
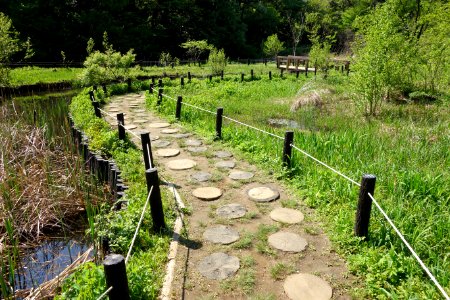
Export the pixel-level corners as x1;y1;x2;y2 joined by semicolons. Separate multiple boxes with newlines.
208;47;227;75
263;34;284;59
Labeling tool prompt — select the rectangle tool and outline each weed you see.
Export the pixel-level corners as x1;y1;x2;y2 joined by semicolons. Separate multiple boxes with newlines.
232;232;254;249
270;262;295;280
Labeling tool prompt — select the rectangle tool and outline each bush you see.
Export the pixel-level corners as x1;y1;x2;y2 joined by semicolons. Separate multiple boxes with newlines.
208;48;227;75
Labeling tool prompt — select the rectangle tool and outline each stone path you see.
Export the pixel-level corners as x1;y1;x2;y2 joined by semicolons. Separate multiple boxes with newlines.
104;92;356;299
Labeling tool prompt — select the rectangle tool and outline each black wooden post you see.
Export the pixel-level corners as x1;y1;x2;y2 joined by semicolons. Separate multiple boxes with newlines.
241;73;244;82
140;132;154;170
151;77;155;85
220;70;224;80
103;254;130;300
88;90;95;102
188;71;191;82
93;85;98;91
209;75;212;82
314;62;317;77
127;78;132;92
117;113;125;140
180;76;184;87
296;71;299;78
282;131;294;168
149;83;154;94
92;101;101;118
354;175;377;239
305;61;309;77
33;110;37;125
251;69;254;80
158;79;163;87
280;69;284;78
247;58;250;65
175;96;182;120
145;168;166;231
215;107;223;139
269;71;272;80
157;89;163;106
102;84;107;94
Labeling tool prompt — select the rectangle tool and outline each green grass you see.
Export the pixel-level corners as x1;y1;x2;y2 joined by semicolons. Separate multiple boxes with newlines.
146;69;450;299
9;67;83;86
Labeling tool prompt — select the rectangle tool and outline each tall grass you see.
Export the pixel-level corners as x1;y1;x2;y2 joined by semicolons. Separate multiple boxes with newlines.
147;71;450;298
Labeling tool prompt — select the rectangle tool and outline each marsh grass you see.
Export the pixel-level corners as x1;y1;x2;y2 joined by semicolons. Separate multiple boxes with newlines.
147;70;450;298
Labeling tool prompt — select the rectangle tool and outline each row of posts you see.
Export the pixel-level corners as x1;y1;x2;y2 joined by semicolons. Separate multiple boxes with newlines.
88;89;166;299
150;83;377;240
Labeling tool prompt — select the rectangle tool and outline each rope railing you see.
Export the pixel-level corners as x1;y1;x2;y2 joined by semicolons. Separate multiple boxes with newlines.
96;286;113;300
160;93;216;115
99;107;141;139
125;185;154;264
368;193;450;300
223;115;284;140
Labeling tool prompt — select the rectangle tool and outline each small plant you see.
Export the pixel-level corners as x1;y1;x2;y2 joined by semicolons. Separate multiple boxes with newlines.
208;47;227;75
233;232;254;249
270;262;295;280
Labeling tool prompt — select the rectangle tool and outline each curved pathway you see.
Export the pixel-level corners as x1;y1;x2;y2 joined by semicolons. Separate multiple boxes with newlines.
104;92;356;299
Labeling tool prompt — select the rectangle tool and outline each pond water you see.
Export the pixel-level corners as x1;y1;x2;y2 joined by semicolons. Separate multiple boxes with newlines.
267;118;316;131
1;91;95;296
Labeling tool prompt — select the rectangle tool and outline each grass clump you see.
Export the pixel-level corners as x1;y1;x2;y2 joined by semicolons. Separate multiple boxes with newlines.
270;262;295;280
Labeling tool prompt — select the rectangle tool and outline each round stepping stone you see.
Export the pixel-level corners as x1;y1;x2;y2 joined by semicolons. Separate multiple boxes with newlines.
284;273;332;300
192;187;222;201
108;108;120;112
270;207;304;224
156;148;180;157
216;203;247;219
203;225;239;244
191;172;212;182
185;139;202;146
214;151;233;158
151;135;159;141
161;128;179;134
247;186;279;202
187;146;207;153
152;140;171;148
133;119;148;124
149;122;170;128
124;124;137;130
197;252;239;280
215;161;235;169
173;133;192;138
135;109;146;113
229;170;254;180
268;231;307;252
167;159;196;170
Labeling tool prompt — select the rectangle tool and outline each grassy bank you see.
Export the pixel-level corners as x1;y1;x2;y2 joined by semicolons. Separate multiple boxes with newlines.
147;72;449;298
9;67;83;86
57;84;175;299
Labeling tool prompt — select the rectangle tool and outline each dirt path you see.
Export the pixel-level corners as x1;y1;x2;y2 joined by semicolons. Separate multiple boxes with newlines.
104;92;357;300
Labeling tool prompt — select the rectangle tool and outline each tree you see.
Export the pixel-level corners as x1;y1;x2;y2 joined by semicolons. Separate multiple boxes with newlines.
208;47;227;75
180;40;213;62
263;34;284;58
0;13;26;86
287;12;305;56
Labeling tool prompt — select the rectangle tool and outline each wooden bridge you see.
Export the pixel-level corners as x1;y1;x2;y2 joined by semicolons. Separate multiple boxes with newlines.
276;55;350;74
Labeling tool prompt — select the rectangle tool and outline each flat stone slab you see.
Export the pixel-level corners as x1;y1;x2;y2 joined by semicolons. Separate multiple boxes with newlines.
229;170;254;180
124;124;137;130
214;151;233;158
197;252;239;280
167;159;196;170
215;161;235;169
191;172;212;182
192;187;222;200
270;207;304;224
284;273;332;300
161;128;179;134
108;108;120;112
149;122;171;128
247;186;279;202
268;231;307;252
203;225;239;244
173;133;192;138
133;119;149;124
152;140;171;148
134;109;146;113
185;139;202;146
156;148;180;157
187;146;207;153
216;203;247;219
151;135;159;141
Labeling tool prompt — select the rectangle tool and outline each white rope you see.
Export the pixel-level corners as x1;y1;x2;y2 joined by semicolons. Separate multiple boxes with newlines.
125;185;154;264
291;144;361;187
180;101;216;115
223;115;284;140
368;193;450;300
98;107;118;120
161;93;177;102
119;123;140;139
96;286;113;300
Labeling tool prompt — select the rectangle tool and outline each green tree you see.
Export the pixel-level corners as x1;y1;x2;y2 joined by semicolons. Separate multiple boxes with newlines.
0;13;22;85
263;34;284;58
180;40;212;62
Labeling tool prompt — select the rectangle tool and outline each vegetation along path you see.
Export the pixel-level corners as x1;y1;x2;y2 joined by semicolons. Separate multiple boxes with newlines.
102;92;357;299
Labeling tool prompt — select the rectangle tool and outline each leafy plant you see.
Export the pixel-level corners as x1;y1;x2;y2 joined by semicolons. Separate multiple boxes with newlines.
180;40;212;62
263;34;284;58
208;47;227;75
